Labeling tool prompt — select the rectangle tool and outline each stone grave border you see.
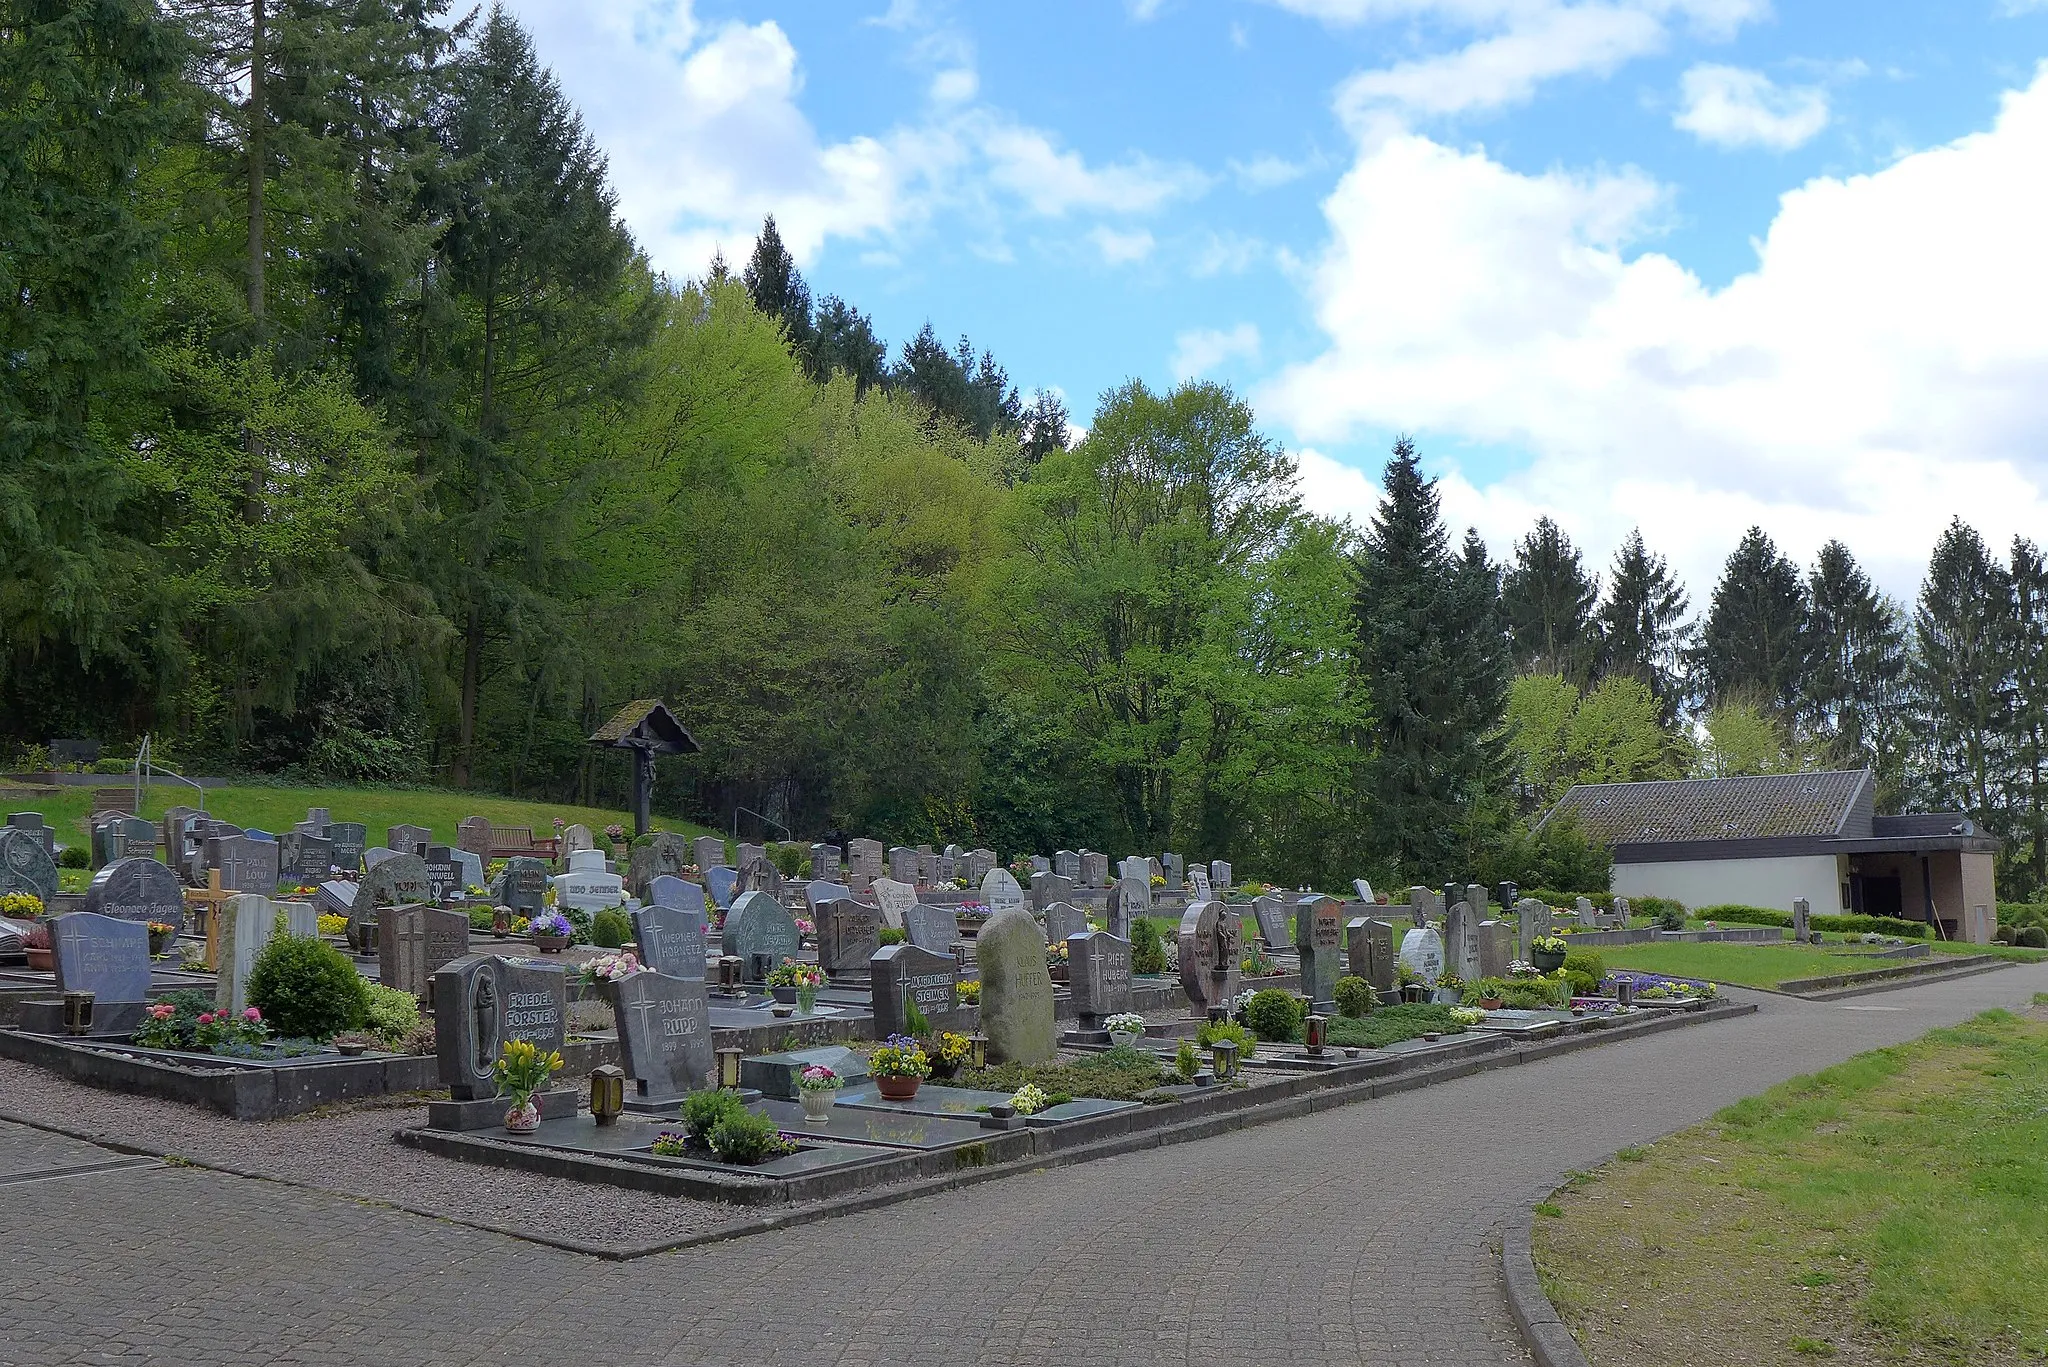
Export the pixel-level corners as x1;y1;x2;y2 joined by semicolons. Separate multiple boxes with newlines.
396;997;1755;1256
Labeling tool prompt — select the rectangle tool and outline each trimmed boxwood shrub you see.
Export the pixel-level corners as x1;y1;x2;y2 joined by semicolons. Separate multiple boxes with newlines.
1129;916;1167;975
707;1110;789;1164
1694;904;1791;927
1196;1019;1259;1056
590;907;632;949
2019;926;2048;949
246;935;369;1041
1811;913;1927;939
1333;975;1376;1018
681;1088;748;1145
58;845;89;869
1243;988;1303;1042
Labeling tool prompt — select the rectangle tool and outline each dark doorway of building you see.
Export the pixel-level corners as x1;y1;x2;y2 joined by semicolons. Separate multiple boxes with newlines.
1860;874;1903;920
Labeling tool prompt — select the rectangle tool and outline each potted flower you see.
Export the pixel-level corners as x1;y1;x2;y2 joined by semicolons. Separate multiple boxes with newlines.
604;822;627;858
1531;935;1569;972
766;958;823;1010
1046;938;1070;983
1105;1011;1147;1049
797;1064;841;1122
1010;1083;1052;1115
492;1038;564;1133
1435;972;1464;1005
530;911;573;952
146;921;178;957
1;891;43;921
23;922;51;971
868;1034;931;1100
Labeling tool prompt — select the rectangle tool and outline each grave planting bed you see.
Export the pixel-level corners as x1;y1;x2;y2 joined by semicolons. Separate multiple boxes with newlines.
401;997;1753;1225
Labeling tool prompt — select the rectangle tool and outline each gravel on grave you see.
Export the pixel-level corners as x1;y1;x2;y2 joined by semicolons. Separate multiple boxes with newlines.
0;1057;762;1251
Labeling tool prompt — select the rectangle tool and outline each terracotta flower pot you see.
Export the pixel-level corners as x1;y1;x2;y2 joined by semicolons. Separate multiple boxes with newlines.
25;948;52;971
874;1074;921;1101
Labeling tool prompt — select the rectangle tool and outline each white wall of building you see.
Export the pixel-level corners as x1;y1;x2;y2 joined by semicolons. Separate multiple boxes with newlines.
1612;855;1844;916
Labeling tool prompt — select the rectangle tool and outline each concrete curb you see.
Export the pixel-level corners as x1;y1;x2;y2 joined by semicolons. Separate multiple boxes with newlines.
1501;1205;1591;1367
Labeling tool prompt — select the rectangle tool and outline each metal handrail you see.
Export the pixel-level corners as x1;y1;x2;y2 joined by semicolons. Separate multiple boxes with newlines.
732;806;791;841
135;735;208;814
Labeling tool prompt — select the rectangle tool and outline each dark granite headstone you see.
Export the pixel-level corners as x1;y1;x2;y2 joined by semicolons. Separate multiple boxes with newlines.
809;843;841;881
1178;899;1242;1014
870;943;959;1038
726;891;800;981
207;834;280;894
804;880;852;914
50;912;151;1004
83;857;185;933
379;903;472;1000
1252;895;1291;948
1029;870;1074;912
628;832;691;901
1105;875;1148;938
1068;930;1132;1025
387;824;433;855
704;864;739;911
631;903;707;981
1348;916;1395;992
501;856;548;914
278;831;334;883
327;822;367;873
1296;895;1344;1010
5;813;53;859
817;899;881;982
612;971;714;1105
649;874;708;915
315;881;356;919
904;902;962;955
1043;901;1089;947
433;954;570;1101
423;845;460;901
887;846;918;884
0;827;62;907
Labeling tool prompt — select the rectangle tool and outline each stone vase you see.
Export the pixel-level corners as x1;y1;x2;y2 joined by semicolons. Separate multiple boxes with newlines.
503;1099;540;1133
1532;947;1567;972
1109;1028;1143;1049
534;933;569;954
874;1074;920;1101
771;985;799;1005
800;1087;837;1122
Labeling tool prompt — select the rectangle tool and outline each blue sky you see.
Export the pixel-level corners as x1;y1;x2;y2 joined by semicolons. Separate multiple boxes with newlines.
504;0;2048;603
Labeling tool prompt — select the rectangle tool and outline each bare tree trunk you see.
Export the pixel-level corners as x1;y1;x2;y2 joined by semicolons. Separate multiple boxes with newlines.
455;604;481;788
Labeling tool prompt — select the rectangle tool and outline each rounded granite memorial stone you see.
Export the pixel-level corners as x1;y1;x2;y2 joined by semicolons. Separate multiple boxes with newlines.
84;856;187;935
975;905;1058;1065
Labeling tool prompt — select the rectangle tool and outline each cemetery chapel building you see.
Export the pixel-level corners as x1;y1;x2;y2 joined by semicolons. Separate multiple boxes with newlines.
1541;769;1998;943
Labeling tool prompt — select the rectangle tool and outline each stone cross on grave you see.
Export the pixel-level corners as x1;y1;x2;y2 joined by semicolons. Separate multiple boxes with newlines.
621;994;661;1053
186;869;235;969
394;913;426;985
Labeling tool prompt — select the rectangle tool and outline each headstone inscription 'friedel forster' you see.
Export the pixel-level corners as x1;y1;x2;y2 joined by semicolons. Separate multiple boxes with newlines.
435;955;569;1101
870;943;959;1039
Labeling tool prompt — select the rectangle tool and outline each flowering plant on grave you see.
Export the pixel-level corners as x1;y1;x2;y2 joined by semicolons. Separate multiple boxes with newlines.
486;860;507;880
1105;1012;1147;1037
492;1038;564;1107
868;1034;931;1079
766;958;823;989
794;917;815;938
1507;959;1540;978
529;911;573;938
552;818;565;831
1009;1083;1051;1115
1150;874;1166;888
0;892;43;920
1045;940;1069;968
147;921;178;937
133;1001;188;1049
1532;935;1569;955
651;1130;690;1157
1239;942;1277;976
603;823;626;843
931;1031;973;1073
1437;973;1465;992
797;1064;841;1092
955;978;981;1004
1450;1007;1486;1026
580;951;644;985
194;1006;268;1050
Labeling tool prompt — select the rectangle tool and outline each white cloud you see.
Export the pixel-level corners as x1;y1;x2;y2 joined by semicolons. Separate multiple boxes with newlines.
1171;323;1263;379
499;0;1206;277
1231;153;1312;189
1675;64;1830;150
1130;0;1171;17
1192;231;1269;276
1091;226;1157;264
1265;62;2048;599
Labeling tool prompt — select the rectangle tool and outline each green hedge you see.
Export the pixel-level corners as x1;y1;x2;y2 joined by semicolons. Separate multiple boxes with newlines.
1999;903;2048;933
1812;913;1927;939
1522;889;1611;911
1695;904;1792;927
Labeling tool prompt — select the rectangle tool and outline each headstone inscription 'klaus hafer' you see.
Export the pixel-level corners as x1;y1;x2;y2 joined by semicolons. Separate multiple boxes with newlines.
975;905;1058;1064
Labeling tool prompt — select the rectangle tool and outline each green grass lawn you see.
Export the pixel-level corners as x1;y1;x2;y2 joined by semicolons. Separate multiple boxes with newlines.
1534;1007;2048;1365
6;782;719;854
1599;937;2047;989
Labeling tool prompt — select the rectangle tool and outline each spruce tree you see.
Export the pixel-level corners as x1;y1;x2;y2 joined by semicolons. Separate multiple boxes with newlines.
809;294;886;394
1700;526;1807;717
1802;540;1910;795
1020;389;1071;467
1501;516;1600;682
1914;518;2010;831
741;213;813;352
1351;439;1504;876
2003;538;2048;894
1596;529;1689;708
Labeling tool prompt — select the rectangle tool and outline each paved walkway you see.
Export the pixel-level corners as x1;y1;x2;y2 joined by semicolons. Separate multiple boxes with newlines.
5;965;2044;1367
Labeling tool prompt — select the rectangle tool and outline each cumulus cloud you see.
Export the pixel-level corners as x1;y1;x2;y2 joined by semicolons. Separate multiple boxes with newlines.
499;0;1207;276
1172;323;1263;379
1091;226;1157;264
1675;64;1830;150
1264;63;2048;598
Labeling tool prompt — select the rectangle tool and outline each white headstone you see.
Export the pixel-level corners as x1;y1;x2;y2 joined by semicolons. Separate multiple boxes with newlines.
216;894;276;1015
1397;926;1445;989
979;868;1025;917
871;877;918;930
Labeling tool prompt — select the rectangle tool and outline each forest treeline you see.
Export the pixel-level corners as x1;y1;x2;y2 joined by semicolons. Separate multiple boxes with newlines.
5;2;2042;896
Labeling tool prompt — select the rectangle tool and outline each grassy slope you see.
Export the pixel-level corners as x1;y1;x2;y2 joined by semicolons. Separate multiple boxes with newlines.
1534;1008;2048;1365
6;783;719;852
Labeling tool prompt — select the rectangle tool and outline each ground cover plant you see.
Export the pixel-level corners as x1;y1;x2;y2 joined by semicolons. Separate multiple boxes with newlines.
1533;1007;2048;1365
941;1045;1166;1102
1323;1002;1464;1049
1595;940;1953;990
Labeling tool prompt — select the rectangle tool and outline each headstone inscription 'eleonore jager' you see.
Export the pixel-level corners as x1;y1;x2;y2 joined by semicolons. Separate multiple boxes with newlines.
83;857;186;934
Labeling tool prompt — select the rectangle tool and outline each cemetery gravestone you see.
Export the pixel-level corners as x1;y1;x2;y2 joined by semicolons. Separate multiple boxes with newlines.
1079;850;1109;888
1178;899;1243;1014
6;813;53;859
1792;897;1810;940
380;903;473;1001
388;824;433;856
1354;878;1376;903
693;835;728;870
1478;921;1511;981
215;894;275;1014
631;903;708;981
560;824;594;857
650;875;707;915
278;831;334;883
553;865;625;913
1053;850;1081;881
1043;901;1089;947
1068;930;1133;1026
1575;896;1597;928
845;839;883;892
111;817;156;862
736;857;782;897
1296;896;1344;1010
1252;894;1290;949
904;902;962;956
1162;852;1183;887
1516;898;1552;962
629;832;691;901
281;900;318;940
363;846;396;872
1347;917;1395;992
1398;927;1445;989
1029;870;1074;913
980;867;1025;918
327;823;368;874
1105;875;1149;939
810;843;841;881
1190;866;1211;897
870;944;959;1039
726;891;801;982
736;842;766;872
611;970;714;1106
83;857;186;934
423;845;461;901
704;865;739;911
887;846;919;885
803;880;852;915
1445;901;1476;983
1209;860;1232;890
501;856;548;915
160;806;199;864
870;877;918;930
976;906;1058;1064
817;899;881;983
456;817;493;857
965;849;996;885
450;848;485;895
51;913;152;1004
1030;855;1051;875
315;881;356;920
208;834;280;894
435;955;569;1100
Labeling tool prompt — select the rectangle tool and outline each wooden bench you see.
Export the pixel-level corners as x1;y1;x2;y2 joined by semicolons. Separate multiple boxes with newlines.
477;825;560;861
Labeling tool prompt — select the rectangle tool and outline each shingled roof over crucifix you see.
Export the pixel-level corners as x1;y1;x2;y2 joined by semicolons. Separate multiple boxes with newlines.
587;699;698;754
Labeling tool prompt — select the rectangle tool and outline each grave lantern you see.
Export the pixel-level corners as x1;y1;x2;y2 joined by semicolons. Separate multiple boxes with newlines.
62;991;94;1036
716;1046;744;1090
1210;1037;1240;1082
716;956;741;992
1615;977;1635;1008
589;1065;625;1126
967;1032;988;1070
1303;1014;1328;1057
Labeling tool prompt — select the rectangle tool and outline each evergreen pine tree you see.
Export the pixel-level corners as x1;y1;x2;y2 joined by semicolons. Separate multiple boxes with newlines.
1020;389;1071;467
1501;516;1600;682
1351;439;1505;876
1700;526;1808;718
741;213;813;352
2002;538;2048;895
1596;529;1689;708
1802;540;1911;795
1914;518;2010;832
809;294;886;394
